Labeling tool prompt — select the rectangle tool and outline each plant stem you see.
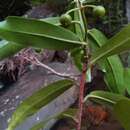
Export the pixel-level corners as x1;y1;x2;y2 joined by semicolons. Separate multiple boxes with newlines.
77;63;87;130
22;55;80;80
75;0;90;130
66;5;96;15
71;21;84;37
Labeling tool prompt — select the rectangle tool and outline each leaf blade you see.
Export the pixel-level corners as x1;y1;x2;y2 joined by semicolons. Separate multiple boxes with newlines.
0;16;83;50
7;79;74;130
84;91;128;105
88;29;125;94
91;24;130;63
124;68;130;95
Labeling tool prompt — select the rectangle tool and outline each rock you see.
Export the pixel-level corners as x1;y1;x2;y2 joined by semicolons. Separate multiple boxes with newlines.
26;0;69;19
0;62;79;130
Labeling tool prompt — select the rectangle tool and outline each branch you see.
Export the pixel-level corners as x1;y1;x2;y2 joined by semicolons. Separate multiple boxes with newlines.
77;63;87;130
21;54;80;80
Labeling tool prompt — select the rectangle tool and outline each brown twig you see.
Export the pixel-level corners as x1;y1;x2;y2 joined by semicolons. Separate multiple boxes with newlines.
21;54;80;80
77;63;87;130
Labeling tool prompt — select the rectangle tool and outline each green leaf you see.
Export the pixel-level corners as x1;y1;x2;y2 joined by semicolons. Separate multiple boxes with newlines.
114;99;130;130
40;17;60;25
103;56;124;94
124;68;130;95
0;17;60;60
31;108;77;130
73;6;84;41
7;80;74;130
69;2;85;71
71;48;84;71
84;91;128;105
91;24;130;64
0;41;24;60
0;16;83;50
88;29;125;94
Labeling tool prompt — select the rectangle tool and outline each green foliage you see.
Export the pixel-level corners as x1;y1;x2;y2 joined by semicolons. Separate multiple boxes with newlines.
0;16;82;50
84;90;128;105
88;29;125;94
7;80;74;130
124;68;130;95
0;1;129;130
0;17;60;60
114;99;130;130
85;91;130;130
71;48;84;71
91;24;130;64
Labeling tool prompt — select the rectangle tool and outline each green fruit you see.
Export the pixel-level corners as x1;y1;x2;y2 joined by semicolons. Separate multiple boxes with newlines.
93;6;106;18
60;14;72;27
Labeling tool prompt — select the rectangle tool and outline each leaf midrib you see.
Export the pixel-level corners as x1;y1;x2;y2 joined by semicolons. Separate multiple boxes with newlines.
9;82;72;129
0;28;83;45
91;38;130;64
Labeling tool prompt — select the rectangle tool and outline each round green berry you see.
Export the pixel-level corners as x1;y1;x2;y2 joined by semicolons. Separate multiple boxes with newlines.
93;6;106;18
60;14;72;27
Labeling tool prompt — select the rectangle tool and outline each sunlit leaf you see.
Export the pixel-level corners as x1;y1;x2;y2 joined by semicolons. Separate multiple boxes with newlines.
114;99;130;130
91;24;130;64
7;80;74;130
0;16;83;50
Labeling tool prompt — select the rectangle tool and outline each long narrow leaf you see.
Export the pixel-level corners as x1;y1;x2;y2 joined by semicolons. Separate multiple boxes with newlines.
124;68;130;95
7;80;74;130
91;24;130;64
84;91;128;105
0;17;61;60
88;29;125;94
0;16;83;50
